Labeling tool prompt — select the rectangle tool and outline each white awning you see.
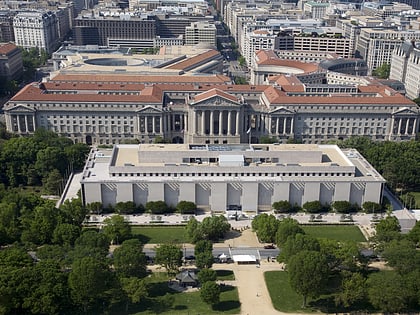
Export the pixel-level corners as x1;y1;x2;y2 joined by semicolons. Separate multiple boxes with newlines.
232;254;257;263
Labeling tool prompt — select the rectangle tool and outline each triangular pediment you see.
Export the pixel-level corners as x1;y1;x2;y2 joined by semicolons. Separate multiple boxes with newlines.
7;104;35;113
191;88;240;107
393;107;418;116
269;106;294;115
136;105;163;114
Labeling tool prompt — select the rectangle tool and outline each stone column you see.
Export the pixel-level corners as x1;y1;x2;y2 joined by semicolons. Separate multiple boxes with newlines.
235;111;239;135
17;115;21;133
405;118;410;135
24;115;29;132
227;110;232;135
152;116;156;134
160;117;163;134
276;117;280;134
32;115;36;131
413;118;418;135
201;110;205;135
290;117;294;135
268;116;272;135
398;118;402;135
219;111;223;135
210;110;214;135
390;117;395;136
283;118;287;135
145;116;148;134
184;114;188;132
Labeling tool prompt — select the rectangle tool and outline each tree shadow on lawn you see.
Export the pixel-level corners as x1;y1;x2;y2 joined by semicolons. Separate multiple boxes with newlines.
213;300;241;312
216;269;234;279
309;295;375;314
221;230;241;241
133;234;151;245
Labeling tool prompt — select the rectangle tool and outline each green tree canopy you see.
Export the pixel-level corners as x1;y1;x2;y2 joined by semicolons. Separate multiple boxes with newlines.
200;281;221;307
155;243;183;274
275;218;304;247
113;239;147;278
197;268;217;284
288;250;329;307
251;213;279;243
102;215;132;245
278;233;320;263
176;200;197;214
272;200;293;213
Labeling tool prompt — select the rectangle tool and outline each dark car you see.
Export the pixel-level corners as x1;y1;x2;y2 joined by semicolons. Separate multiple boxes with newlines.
264;244;276;249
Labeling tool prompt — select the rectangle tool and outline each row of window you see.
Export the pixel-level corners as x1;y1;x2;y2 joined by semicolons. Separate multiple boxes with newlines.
111;172;354;177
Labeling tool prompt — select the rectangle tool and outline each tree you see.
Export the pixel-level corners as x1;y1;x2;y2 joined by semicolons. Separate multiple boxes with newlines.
59;198;88;226
272;200;292;213
120;277;148;312
251;213;279;243
0;202;21;245
381;239;419;274
186;217;204;243
200;281;220;307
194;240;213;255
42;169;63;195
278;233;320;263
68;256;113;314
367;271;411;313
260;136;278;144
102;215;132;245
373;215;401;243
115;201;137;214
145;201;169;214
372;63;390;79
407;220;420;245
332;201;358;214
362;201;382;213
21;260;70;315
288;250;329;307
72;230;110;260
52;223;81;246
155;244;183;274
275;218;304;247
176;201;196;214
199;215;231;242
302;201;324;213
113;239;147;278
197;268;217;284
195;250;214;269
335;272;366;308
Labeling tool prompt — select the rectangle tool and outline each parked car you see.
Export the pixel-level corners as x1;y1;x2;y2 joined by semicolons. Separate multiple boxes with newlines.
264;244;276;249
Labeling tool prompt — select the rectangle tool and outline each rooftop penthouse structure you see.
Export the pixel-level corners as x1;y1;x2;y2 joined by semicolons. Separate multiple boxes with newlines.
81;144;385;213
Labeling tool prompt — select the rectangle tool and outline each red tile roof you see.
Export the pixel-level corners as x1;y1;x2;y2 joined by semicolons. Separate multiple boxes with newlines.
51;73;230;84
166;49;220;70
0;43;18;55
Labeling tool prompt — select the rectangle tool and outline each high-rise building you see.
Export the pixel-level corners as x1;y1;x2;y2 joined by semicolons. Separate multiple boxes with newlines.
13;11;59;54
185;22;217;46
390;40;420;99
0;42;22;81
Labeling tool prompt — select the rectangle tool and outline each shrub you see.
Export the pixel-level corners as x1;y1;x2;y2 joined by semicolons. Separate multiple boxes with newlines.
362;201;382;213
272;200;292;213
146;201;169;214
176;201;196;214
302;201;323;213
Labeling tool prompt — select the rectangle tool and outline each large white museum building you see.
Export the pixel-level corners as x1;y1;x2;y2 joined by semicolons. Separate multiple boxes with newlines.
80;143;385;212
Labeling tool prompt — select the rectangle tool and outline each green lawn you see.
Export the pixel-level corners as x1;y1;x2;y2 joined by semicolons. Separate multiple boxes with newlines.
265;271;317;313
302;225;366;242
216;269;235;281
129;272;240;314
131;226;188;244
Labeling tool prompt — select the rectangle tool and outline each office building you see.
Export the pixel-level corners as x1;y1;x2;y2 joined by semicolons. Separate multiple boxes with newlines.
80;143;386;212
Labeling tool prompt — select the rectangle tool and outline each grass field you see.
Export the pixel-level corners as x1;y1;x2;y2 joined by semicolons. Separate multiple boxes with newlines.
265;271;317;313
129;272;240;314
216;269;235;281
302;225;366;242
131;226;188;244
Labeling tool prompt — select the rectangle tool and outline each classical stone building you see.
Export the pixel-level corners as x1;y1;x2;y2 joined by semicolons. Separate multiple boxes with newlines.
3;71;419;145
80;143;386;212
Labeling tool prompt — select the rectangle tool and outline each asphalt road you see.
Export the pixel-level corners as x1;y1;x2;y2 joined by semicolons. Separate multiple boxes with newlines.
143;247;280;260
